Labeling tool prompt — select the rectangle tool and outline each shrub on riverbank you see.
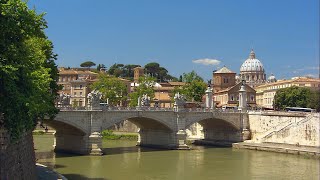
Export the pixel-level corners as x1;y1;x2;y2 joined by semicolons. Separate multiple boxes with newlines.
33;131;45;135
101;130;138;140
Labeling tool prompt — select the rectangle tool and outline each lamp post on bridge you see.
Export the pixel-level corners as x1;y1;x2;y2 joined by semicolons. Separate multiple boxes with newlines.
238;80;247;112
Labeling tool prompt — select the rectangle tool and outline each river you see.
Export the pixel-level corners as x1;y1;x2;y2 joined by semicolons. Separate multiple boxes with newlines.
34;135;319;180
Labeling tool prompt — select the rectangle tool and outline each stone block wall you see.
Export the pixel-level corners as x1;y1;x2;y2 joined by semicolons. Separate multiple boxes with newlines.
0;128;36;179
138;129;174;148
204;128;241;142
248;112;320;147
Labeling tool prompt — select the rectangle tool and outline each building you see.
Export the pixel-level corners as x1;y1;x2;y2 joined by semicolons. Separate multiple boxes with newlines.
255;77;320;109
131;68;186;108
239;49;266;88
153;82;186;108
212;66;256;108
58;67;98;107
133;66;144;82
212;66;236;93
214;82;256;108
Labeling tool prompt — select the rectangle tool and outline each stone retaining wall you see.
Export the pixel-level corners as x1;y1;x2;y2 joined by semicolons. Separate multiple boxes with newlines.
248;112;319;147
0;128;36;179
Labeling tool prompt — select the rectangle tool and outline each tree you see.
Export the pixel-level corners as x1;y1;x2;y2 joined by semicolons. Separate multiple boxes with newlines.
90;74;127;106
80;61;96;68
0;0;59;140
308;90;320;111
129;76;156;107
96;64;106;71
144;62;177;82
182;70;203;83
108;63;124;77
144;62;160;77
180;71;206;102
274;86;320;111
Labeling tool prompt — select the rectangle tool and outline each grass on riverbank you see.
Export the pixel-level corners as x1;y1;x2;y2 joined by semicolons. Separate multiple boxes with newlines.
102;130;138;140
33;131;46;135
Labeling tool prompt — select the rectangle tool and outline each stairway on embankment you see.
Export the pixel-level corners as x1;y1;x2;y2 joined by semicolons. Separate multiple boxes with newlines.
247;112;319;147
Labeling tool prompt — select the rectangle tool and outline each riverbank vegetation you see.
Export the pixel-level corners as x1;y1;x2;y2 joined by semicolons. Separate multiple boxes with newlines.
101;130;138;140
274;86;320;111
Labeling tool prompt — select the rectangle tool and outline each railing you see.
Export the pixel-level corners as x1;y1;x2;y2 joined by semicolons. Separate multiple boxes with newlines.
57;105;246;113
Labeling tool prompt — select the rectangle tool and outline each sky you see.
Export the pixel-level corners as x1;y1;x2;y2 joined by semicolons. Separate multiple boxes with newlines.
28;0;319;81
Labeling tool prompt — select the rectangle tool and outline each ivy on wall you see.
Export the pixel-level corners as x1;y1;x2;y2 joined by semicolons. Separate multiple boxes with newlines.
0;0;59;141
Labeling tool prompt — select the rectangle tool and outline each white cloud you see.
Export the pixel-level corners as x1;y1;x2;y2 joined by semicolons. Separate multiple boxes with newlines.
192;58;221;66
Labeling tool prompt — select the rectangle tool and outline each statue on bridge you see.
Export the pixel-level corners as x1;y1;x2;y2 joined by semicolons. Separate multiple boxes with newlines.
87;90;102;110
141;94;150;107
174;92;186;112
58;92;70;107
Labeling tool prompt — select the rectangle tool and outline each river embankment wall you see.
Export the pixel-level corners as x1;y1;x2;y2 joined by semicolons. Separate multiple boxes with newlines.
0;127;36;179
247;112;319;147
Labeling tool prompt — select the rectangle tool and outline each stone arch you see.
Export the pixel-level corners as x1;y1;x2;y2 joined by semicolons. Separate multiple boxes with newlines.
191;118;239;131
185;115;240;131
187;117;242;143
44;119;87;135
101;113;174;132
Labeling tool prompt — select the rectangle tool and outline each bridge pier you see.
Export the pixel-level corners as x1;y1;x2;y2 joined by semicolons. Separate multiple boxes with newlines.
54;132;88;154
88;132;103;155
53;132;102;155
136;129;190;150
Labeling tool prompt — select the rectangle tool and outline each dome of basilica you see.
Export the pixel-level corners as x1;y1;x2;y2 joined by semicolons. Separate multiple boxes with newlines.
240;50;264;72
267;74;276;83
239;49;266;88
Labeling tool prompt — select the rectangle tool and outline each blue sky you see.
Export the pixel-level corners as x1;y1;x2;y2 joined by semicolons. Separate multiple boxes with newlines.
28;0;319;81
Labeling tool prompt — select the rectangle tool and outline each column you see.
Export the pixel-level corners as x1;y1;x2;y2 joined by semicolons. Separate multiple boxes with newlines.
205;87;213;109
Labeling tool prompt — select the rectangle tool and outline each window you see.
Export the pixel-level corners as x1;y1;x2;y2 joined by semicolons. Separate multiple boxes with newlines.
250;95;255;102
80;92;83;96
80;85;83;89
74;92;77;96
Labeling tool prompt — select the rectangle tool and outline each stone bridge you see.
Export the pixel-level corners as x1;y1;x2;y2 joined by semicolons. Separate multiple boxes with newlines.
44;108;250;155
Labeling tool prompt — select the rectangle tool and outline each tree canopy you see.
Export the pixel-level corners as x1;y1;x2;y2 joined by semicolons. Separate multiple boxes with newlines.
90;74;127;106
108;63;140;78
179;71;207;102
0;0;59;140
274;86;320;111
80;61;96;68
144;62;177;82
129;76;156;107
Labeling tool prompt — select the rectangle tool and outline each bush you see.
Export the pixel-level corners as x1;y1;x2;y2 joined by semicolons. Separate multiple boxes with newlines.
33;131;45;135
101;130;138;140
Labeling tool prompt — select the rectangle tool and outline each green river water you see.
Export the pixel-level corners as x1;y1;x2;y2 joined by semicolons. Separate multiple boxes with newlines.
34;135;319;180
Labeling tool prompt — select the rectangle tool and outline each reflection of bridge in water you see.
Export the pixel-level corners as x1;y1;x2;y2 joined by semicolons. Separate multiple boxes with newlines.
45;107;250;155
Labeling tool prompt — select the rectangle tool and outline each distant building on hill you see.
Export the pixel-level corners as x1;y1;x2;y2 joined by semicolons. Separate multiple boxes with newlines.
133;66;144;82
58;67;98;107
255;77;320;109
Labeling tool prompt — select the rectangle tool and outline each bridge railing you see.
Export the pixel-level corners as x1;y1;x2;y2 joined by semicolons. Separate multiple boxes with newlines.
57;106;247;113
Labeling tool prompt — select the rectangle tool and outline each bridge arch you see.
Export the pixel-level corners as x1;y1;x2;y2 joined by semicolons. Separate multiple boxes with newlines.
101;112;175;132
185;117;240;131
100;112;176;148
44;119;87;135
186;116;242;143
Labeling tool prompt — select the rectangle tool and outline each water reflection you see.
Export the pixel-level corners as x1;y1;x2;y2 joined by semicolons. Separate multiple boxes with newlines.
34;135;320;180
